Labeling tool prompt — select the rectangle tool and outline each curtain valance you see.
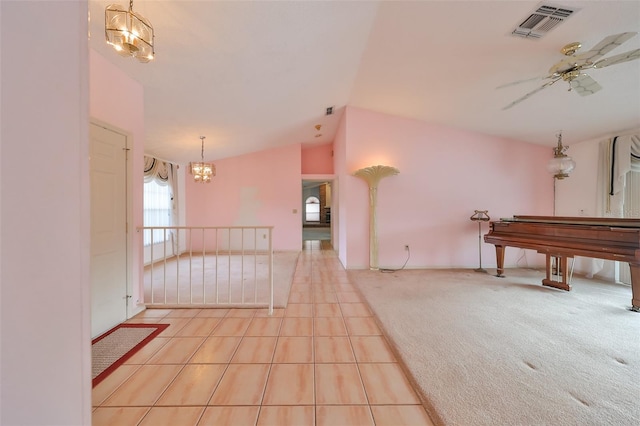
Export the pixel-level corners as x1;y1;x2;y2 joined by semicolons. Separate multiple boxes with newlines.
143;155;180;252
610;135;640;196
144;156;173;184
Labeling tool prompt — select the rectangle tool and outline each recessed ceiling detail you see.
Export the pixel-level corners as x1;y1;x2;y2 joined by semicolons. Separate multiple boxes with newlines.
512;3;577;39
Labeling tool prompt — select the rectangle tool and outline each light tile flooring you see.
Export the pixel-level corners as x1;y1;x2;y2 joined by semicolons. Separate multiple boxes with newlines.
92;241;434;425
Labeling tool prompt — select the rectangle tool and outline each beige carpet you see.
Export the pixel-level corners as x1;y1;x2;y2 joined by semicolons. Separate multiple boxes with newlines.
349;267;640;426
143;251;299;308
92;323;168;387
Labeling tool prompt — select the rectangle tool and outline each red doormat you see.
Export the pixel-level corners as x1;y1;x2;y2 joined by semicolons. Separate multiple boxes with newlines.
92;323;169;387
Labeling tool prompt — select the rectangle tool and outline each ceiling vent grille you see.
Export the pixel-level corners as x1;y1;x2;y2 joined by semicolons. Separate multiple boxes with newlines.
512;4;578;39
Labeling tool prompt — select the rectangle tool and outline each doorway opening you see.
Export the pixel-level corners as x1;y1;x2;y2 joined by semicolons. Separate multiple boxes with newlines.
302;180;332;245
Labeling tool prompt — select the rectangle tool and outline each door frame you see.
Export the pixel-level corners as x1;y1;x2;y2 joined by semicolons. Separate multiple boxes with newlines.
90;119;134;320
301;175;335;245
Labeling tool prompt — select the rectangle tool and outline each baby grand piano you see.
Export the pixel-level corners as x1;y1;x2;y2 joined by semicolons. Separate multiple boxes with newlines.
484;216;640;311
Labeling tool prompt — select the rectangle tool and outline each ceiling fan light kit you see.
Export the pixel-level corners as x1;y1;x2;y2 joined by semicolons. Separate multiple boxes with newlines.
502;32;640;110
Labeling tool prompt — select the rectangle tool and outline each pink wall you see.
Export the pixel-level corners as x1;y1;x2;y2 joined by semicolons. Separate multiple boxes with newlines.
185;144;302;251
338;107;553;269
301;143;334;174
89;49;146;309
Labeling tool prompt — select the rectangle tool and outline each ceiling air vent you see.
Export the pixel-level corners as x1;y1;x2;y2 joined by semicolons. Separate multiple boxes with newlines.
512;3;578;39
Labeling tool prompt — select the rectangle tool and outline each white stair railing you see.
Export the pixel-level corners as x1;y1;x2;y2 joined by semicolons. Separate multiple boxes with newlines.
138;226;274;314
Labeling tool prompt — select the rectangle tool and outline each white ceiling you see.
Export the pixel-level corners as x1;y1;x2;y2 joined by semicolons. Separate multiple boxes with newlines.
88;1;640;165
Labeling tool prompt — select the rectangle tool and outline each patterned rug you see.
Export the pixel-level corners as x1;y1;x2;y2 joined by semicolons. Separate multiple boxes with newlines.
92;323;168;387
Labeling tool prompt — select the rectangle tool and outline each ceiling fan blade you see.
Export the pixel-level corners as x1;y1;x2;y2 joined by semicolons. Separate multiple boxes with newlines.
594;48;640;68
496;75;549;89
573;32;637;64
570;74;602;96
502;78;560;110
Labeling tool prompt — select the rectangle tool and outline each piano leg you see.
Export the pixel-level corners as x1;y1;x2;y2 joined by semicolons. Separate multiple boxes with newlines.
630;263;640;312
495;245;505;278
542;254;571;291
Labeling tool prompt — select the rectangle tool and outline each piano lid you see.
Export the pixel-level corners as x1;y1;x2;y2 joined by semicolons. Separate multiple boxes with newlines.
498;215;640;228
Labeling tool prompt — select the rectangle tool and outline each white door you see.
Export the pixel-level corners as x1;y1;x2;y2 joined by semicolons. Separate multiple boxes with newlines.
90;123;129;338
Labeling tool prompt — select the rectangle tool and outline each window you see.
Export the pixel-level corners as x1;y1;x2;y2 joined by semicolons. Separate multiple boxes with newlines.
143;179;172;245
305;196;320;222
623;171;640;218
620;170;640;285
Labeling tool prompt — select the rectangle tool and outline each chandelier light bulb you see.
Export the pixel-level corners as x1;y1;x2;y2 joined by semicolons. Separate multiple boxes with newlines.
189;136;216;183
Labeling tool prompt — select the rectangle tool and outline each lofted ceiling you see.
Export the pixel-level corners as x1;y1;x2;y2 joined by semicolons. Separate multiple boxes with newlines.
88;1;640;165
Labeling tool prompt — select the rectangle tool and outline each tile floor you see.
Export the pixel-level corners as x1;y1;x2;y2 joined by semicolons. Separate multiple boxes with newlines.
92;241;434;425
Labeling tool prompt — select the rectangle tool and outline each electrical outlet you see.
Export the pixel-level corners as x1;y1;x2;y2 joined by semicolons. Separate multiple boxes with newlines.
404;245;409;251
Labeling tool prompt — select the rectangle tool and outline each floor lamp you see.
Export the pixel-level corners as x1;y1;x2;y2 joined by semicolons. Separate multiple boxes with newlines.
470;210;490;273
354;165;400;270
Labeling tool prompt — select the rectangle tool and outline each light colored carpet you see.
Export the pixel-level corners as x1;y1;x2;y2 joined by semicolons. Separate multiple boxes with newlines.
92;327;155;380
143;251;299;308
349;267;640;426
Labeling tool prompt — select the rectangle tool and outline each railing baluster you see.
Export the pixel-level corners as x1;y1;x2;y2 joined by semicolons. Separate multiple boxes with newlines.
215;228;220;304
241;228;245;304
254;228;258;303
175;229;181;305
139;225;274;313
227;229;231;304
150;228;154;304
202;227;206;304
215;228;219;304
189;227;193;305
269;227;273;316
163;228;168;304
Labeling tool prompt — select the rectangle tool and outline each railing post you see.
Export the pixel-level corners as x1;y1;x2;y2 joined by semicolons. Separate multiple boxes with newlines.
269;227;274;316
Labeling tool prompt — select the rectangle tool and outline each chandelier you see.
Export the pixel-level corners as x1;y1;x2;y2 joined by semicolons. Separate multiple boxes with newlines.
105;0;154;63
190;136;215;183
546;132;575;179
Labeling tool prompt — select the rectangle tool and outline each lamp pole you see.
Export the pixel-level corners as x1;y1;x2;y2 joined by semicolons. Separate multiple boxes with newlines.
354;165;400;270
470;210;490;273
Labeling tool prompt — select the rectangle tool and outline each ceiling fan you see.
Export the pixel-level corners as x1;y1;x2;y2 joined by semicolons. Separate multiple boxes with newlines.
501;32;640;110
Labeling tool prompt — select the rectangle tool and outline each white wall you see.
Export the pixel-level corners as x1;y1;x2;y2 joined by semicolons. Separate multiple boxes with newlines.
555;128;640;279
1;1;91;424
